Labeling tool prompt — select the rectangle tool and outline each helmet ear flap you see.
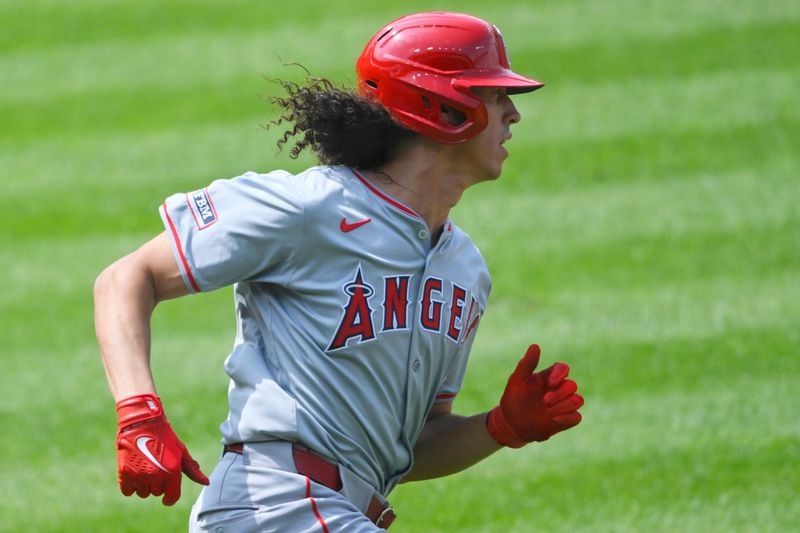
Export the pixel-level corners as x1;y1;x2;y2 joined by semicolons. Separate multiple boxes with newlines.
381;78;488;143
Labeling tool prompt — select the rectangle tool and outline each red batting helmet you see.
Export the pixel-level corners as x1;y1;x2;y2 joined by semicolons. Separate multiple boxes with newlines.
356;12;544;144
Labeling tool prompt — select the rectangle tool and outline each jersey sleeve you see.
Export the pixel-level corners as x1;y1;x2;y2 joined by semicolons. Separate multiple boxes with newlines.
159;170;304;293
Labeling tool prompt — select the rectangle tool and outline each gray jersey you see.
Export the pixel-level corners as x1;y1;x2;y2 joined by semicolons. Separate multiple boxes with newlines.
160;165;490;494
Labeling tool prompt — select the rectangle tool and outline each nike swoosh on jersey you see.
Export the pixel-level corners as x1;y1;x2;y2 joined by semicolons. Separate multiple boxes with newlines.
136;436;169;472
340;217;372;232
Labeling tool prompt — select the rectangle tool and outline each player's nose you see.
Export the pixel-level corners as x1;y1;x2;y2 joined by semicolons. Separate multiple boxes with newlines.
504;97;521;125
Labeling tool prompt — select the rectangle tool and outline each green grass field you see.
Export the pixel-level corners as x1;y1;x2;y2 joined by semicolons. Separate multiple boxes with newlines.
2;0;798;531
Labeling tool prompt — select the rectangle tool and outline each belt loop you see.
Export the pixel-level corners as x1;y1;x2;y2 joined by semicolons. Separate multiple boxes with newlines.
375;506;396;528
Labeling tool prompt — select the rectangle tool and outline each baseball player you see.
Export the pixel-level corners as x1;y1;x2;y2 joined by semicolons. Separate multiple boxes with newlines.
94;12;584;532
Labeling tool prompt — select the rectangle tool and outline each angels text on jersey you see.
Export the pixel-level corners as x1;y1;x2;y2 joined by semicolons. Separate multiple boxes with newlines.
327;264;483;352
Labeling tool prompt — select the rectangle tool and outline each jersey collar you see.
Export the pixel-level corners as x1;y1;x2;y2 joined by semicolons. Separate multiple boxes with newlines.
349;168;423;220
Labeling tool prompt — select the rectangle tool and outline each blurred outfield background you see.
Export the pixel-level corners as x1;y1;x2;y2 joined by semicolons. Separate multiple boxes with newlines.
1;0;798;531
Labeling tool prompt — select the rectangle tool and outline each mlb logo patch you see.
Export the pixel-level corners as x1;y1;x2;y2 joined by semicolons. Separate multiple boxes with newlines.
186;188;218;229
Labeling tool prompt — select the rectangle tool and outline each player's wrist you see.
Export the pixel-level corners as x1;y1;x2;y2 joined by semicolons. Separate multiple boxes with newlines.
486;405;529;448
116;393;165;430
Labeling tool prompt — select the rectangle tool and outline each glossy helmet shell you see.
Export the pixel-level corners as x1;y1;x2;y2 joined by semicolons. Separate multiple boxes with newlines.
356;12;543;144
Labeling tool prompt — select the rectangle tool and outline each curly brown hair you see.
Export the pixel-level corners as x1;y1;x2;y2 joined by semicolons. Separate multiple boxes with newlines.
267;77;417;169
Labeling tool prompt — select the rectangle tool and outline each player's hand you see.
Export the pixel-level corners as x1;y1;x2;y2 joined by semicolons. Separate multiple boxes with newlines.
115;394;209;506
487;344;584;448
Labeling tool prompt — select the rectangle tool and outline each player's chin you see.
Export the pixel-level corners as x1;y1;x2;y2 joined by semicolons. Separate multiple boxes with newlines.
472;150;507;183
487;150;508;180
482;165;504;183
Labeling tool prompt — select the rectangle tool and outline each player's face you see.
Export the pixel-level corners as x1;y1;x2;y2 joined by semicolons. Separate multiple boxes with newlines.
456;87;521;183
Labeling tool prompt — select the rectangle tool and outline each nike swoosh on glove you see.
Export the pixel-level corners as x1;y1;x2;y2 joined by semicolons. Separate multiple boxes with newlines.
116;394;209;505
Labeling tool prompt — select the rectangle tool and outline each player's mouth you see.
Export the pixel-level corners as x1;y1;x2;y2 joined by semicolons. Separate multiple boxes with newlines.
500;134;512;157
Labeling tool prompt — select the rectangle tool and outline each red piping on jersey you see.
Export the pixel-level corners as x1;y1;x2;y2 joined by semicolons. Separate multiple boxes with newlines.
161;202;202;293
350;168;422;219
305;477;330;533
436;392;457;401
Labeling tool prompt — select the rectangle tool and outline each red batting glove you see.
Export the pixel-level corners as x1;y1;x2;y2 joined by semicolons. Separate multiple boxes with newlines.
116;394;209;506
487;344;584;448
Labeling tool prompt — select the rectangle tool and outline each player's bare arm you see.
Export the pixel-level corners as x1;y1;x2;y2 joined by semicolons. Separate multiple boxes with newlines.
94;232;187;400
403;403;501;483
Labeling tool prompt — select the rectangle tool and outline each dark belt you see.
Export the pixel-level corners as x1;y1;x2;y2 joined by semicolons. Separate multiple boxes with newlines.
224;443;396;529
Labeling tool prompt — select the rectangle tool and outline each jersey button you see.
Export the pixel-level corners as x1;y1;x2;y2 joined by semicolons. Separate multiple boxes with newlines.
418;229;428;240
412;359;421;371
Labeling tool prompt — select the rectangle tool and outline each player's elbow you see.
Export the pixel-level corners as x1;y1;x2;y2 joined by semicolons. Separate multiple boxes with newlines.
96;233;190;307
93;262;115;303
93;255;156;308
94;259;127;302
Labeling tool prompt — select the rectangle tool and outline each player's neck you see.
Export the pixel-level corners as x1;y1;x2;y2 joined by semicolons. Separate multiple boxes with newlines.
368;145;471;240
